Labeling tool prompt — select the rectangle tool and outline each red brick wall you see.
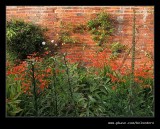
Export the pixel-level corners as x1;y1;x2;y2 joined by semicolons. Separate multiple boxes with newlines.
6;6;154;69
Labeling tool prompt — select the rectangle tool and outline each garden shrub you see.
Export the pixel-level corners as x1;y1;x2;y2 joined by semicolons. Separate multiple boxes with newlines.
6;19;46;60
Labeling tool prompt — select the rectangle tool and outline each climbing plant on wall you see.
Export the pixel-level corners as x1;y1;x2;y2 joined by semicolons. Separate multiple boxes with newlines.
87;12;115;46
110;42;127;60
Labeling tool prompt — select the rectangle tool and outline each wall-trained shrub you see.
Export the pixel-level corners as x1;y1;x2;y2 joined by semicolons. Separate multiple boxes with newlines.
87;12;115;46
6;19;46;59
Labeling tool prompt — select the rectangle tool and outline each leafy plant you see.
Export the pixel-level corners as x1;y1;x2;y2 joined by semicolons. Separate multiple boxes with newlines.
87;12;114;46
6;50;19;65
110;42;127;60
72;24;87;34
58;22;79;44
6;19;46;60
6;46;154;117
6;74;23;116
59;35;78;44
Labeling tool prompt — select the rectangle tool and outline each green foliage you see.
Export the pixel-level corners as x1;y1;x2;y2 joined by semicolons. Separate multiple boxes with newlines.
6;19;46;60
6;74;23;116
59;34;78;44
7;54;153;117
111;42;126;53
110;42;127;60
6;50;23;116
72;24;87;34
6;46;154;117
6;50;18;65
58;22;79;44
87;12;114;46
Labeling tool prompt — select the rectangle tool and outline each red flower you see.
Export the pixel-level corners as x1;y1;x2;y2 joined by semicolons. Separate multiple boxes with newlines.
44;51;49;55
107;73;119;83
134;78;143;83
14;78;20;81
46;68;52;73
6;71;12;75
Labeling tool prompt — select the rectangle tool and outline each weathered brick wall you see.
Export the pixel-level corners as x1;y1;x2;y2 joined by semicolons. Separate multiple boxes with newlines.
6;6;154;69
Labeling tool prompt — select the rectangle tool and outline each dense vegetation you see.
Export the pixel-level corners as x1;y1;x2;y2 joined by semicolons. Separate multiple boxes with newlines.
6;17;154;117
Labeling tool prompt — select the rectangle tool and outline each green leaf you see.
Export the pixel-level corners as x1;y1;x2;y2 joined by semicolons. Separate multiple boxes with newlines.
8;99;21;104
94;92;101;100
83;103;88;109
88;95;96;103
10;108;23;115
105;78;110;83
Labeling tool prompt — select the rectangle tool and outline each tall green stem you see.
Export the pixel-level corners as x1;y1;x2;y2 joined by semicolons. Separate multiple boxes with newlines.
131;9;136;91
63;53;78;116
31;62;38;116
129;9;136;115
52;58;58;116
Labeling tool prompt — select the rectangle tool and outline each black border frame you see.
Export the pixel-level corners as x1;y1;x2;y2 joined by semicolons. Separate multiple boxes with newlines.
1;0;159;128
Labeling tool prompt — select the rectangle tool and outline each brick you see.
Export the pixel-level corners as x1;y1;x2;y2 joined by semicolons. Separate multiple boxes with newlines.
6;6;17;9
64;9;84;13
6;6;154;68
76;13;84;16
